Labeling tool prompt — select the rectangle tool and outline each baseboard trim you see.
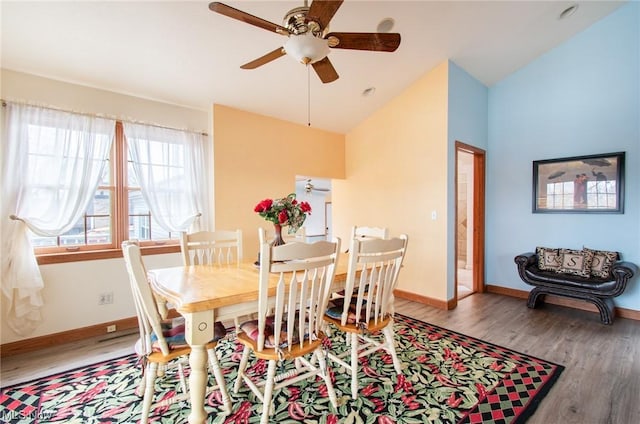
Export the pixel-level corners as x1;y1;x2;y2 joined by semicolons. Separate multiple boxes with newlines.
0;317;139;358
5;288;637;358
484;285;529;299
394;289;451;310
485;285;640;321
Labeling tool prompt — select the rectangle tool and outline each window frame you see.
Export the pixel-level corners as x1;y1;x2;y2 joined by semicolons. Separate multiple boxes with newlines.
34;121;180;265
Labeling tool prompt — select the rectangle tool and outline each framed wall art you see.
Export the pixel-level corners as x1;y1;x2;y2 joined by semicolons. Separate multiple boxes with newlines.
532;152;625;213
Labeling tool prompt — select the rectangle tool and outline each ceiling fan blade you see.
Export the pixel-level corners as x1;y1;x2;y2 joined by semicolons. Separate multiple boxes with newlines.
209;2;289;35
312;57;339;83
326;32;401;52
240;48;286;69
307;0;344;29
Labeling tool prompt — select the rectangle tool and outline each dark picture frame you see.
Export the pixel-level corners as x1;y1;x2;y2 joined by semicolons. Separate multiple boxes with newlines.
532;152;625;213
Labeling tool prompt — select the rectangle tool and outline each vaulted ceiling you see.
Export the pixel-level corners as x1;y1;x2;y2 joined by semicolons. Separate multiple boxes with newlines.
1;1;625;133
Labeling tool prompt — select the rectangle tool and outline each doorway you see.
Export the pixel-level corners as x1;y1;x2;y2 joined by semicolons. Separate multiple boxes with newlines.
455;142;485;300
325;202;332;240
295;176;332;241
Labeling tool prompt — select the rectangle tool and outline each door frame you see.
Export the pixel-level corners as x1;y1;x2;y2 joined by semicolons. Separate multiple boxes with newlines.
324;201;332;238
454;141;486;301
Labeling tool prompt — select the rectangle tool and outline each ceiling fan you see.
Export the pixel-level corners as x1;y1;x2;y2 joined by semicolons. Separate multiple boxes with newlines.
208;0;401;83
302;179;330;194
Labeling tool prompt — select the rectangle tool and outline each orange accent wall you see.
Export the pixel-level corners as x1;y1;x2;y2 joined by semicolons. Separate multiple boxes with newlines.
212;104;345;255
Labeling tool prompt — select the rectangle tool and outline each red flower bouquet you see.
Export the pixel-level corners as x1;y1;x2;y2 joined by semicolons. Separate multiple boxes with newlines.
254;193;311;234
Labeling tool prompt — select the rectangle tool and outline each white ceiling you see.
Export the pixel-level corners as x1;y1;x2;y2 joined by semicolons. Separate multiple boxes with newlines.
1;1;625;134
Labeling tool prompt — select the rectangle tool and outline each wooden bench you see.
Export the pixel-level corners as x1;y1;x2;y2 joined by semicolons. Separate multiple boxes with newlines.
514;251;636;324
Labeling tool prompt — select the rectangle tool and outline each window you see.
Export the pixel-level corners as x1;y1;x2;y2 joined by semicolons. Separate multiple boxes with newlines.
4;103;209;264
28;162;114;249
29;121;182;256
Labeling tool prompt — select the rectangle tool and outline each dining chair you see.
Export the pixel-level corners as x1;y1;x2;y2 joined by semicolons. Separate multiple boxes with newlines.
122;240;232;423
353;225;389;240
323;234;408;400
180;229;243;265
332;225;390;302
179;229;250;330
341;225;388;255
233;228;340;424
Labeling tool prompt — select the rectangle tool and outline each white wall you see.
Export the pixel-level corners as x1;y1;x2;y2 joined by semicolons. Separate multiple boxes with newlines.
32;253;182;340
1;70;210;132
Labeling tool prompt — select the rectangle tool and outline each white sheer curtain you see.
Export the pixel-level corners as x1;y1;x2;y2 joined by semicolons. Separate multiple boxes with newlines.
1;103;115;335
123;122;211;233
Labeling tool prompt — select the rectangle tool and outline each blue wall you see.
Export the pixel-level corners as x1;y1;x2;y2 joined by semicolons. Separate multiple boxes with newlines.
449;61;489;151
486;2;639;310
448;61;489;299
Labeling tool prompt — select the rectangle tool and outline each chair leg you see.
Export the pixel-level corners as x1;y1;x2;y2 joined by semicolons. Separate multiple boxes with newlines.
234;346;251;394
155;363;168;377
316;349;338;409
141;362;157;424
350;332;359;400
176;362;188;395
135;366;147;397
207;348;232;414
382;323;402;374
260;360;278;424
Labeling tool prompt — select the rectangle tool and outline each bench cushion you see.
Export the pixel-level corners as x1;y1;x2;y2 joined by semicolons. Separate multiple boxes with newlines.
584;247;618;279
558;248;594;278
536;246;562;271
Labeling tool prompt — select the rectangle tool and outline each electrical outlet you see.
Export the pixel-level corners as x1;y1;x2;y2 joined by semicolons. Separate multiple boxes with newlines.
106;324;117;333
99;292;114;305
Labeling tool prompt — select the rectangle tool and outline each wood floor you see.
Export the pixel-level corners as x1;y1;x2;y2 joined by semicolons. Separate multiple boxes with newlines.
2;293;638;423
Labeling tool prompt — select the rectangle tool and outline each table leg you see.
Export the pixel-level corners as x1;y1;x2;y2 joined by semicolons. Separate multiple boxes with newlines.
184;310;215;424
188;345;208;424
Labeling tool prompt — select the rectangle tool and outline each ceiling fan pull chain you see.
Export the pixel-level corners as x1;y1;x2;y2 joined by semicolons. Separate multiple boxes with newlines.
307;65;311;127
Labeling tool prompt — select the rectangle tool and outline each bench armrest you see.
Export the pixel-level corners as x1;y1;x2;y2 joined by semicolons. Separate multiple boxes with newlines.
514;252;536;267
613;261;638;277
609;261;637;297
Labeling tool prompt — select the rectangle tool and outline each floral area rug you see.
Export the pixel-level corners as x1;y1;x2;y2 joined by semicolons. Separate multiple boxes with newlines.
1;314;563;423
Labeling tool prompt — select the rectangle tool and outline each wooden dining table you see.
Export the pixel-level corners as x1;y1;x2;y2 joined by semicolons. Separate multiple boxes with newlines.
147;255;349;424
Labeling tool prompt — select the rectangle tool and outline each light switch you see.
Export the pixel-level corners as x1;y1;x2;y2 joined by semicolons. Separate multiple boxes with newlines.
431;210;437;220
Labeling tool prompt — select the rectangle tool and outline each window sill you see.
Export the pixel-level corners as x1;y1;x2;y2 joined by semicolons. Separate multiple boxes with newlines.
36;244;180;265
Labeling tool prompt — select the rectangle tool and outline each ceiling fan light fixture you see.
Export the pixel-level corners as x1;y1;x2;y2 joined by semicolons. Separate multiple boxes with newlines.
284;32;330;65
